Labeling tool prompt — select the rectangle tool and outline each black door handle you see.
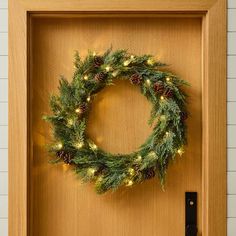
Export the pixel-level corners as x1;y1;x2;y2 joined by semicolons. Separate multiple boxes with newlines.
185;192;198;236
186;224;198;236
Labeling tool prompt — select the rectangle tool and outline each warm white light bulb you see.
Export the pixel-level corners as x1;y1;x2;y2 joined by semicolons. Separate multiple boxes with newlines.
75;108;81;113
87;168;96;175
126;180;133;186
112;70;118;77
105;66;110;72
123;60;130;66
91;144;97;150
146;79;151;86
130;55;135;59
128;168;135;176
57;143;63;149
160;96;164;100
136;155;142;162
92;51;96;56
87;96;91;102
147;58;154;65
75;142;83;149
177;148;184;156
83;75;88;80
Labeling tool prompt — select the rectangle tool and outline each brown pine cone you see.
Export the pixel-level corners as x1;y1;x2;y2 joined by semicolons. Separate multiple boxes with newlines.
180;111;188;121
164;88;174;98
144;168;156;179
80;103;87;113
94;72;107;82
153;82;164;94
95;165;106;176
93;56;104;68
56;150;73;164
130;73;142;85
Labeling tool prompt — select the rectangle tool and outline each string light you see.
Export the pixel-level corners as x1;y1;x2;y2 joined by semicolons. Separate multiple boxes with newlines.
56;142;63;150
92;51;96;56
87;96;91;102
75;142;83;149
87;168;96;176
130;55;135;59
126;180;133;186
146;79;151;86
177;147;184;156
160;96;164;100
166;77;171;82
136;155;142;162
147;58;154;65
128;168;135;176
105;66;111;72
83;75;88;80
123;60;130;66
112;70;119;77
75;107;82;114
90;143;97;150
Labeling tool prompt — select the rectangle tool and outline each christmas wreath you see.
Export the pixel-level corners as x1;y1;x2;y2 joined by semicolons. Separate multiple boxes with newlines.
44;48;189;194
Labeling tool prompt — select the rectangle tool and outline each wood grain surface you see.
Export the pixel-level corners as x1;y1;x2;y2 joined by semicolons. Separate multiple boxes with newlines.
29;16;202;236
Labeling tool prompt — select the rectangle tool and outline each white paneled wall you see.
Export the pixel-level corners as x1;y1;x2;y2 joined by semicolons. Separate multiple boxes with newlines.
0;2;235;236
0;1;8;236
227;1;236;235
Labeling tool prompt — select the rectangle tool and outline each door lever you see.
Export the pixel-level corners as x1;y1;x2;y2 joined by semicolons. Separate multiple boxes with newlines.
185;192;198;236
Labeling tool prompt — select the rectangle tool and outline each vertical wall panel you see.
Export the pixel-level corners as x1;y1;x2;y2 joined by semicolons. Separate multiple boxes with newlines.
0;80;8;101
0;33;8;55
0;56;7;78
0;9;7;32
0;149;8;171
228;9;236;31
228;32;236;54
228;149;236;171
0;219;8;236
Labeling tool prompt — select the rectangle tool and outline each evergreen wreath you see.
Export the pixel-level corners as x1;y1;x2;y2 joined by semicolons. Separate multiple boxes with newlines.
43;48;189;194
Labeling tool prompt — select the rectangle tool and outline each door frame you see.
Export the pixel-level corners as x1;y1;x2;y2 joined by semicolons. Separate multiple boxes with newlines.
9;0;226;235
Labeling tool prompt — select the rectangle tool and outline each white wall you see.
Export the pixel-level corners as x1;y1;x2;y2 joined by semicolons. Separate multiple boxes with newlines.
0;0;8;235
227;0;236;234
0;1;235;235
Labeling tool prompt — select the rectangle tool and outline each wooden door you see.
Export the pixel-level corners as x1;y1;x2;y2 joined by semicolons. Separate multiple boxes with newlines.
30;16;202;236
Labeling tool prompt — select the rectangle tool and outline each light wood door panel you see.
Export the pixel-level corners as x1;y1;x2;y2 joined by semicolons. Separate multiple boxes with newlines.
30;16;202;236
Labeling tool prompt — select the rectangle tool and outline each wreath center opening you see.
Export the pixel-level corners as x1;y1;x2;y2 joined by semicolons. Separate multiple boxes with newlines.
86;79;153;155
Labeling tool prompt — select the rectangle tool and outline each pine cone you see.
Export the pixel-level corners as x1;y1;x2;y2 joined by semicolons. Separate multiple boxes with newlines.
130;73;142;85
180;111;188;121
144;168;156;179
153;82;164;94
95;165;106;176
93;56;104;68
79;103;87;113
164;88;173;98
56;150;73;164
94;72;107;82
